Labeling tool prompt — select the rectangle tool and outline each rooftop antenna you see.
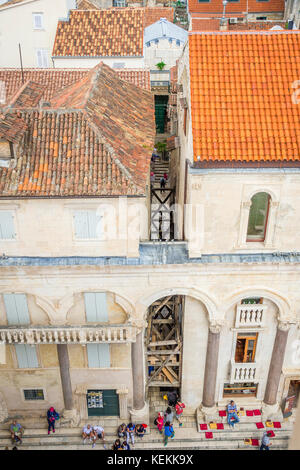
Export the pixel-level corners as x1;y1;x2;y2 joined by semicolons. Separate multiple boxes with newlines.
18;43;24;84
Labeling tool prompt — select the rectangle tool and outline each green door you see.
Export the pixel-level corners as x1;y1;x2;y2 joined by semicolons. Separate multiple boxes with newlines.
155;95;168;134
87;389;119;417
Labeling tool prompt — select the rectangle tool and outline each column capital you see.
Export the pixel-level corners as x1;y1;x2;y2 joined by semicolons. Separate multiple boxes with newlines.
208;321;223;334
131;318;147;331
278;320;292;332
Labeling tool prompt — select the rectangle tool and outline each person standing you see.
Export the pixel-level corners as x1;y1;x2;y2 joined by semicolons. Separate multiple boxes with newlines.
155;412;164;434
160;176;166;192
47;407;58;435
175;400;185;427
164;421;175;447
260;431;272;450
227;400;240;429
164;406;174;425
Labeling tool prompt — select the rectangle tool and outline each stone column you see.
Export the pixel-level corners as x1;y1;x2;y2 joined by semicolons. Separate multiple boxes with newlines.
202;323;221;408
130;329;149;424
57;344;73;410
262;321;290;418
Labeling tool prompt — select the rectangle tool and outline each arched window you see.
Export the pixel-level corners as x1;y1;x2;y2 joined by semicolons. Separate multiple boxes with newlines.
246;192;271;242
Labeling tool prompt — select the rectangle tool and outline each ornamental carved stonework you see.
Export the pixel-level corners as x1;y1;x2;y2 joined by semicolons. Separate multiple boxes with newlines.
0;391;8;423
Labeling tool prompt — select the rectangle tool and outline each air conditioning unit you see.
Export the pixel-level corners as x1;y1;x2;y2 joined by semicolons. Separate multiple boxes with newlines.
229;18;238;24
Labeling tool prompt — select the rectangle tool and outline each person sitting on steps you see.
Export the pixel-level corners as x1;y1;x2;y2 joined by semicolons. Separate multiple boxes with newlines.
227;400;240;429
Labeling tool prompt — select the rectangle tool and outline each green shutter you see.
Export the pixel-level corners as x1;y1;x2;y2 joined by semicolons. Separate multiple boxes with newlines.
15;345;38;368
3;294;30;325
84;293;108;322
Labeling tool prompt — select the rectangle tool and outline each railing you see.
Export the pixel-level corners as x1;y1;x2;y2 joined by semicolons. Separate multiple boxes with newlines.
0;325;136;344
235;304;266;327
230;360;258;383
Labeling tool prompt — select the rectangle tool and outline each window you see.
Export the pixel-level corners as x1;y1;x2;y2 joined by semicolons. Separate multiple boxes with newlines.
113;0;127;6
112;62;125;69
24;389;44;400
84;292;108;322
246;192;270;242
198;0;210;2
235;333;258;363
15;345;38;368
241;298;262;305
3;293;30;325
36;49;49;68
87;344;110;368
73;210;102;240
176;40;181;46
0;211;16;240
33;13;44;30
183;107;187;136
223;383;257;397
256;16;267;20
0;138;14;159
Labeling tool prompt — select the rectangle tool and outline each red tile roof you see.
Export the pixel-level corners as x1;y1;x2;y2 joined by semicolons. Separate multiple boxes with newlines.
0;68;151;105
52;7;174;57
0;63;155;197
9;81;46;108
188;0;285;14
189;31;300;163
191;18;287;31
0;113;27;144
0;0;26;9
77;0;100;9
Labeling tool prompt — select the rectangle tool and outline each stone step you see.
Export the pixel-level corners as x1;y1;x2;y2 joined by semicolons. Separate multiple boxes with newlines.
0;438;288;450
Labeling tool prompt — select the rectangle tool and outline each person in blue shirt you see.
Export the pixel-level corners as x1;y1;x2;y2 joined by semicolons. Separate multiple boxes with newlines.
227;400;240;428
260;431;272;450
47;407;58;435
126;422;135;446
164;421;175;446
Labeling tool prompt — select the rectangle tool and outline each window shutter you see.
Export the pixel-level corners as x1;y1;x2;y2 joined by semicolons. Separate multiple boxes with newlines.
37;50;43;67
15;345;38;368
74;211;101;239
33;14;43;29
84;293;108;322
36;49;48;68
0;211;15;239
3;293;30;325
87;344;110;368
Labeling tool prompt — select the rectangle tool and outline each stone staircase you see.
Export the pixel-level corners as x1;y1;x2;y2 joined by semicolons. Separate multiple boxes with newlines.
151;158;170;187
0;393;293;449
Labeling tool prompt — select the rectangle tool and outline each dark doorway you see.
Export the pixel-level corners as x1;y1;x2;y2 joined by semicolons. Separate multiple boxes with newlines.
155;95;168;134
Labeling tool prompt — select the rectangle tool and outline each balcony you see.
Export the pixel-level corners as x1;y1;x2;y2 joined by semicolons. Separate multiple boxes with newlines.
0;325;136;344
229;360;258;383
235;304;267;328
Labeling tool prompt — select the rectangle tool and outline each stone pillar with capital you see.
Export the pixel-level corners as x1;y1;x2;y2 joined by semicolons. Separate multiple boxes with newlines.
57;344;80;427
262;321;291;419
130;328;149;424
197;322;222;423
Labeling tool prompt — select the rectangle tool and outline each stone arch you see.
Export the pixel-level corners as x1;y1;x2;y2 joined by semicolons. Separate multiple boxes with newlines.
135;286;219;324
222;287;292;323
65;289;135;325
247;187;277;203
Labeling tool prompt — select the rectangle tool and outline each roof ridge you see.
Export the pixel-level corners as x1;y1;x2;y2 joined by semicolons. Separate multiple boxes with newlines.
189;30;300;35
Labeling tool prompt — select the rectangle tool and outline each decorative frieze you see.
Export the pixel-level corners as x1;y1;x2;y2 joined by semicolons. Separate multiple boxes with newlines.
0;325;136;344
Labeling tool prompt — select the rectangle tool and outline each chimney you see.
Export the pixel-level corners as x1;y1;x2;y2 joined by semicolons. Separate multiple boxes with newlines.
219;18;228;31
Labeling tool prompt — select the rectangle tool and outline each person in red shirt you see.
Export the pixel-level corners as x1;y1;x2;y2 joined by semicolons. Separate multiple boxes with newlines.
175;401;185;427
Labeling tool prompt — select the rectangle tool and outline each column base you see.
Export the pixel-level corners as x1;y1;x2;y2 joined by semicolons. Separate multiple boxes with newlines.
261;402;283;421
196;404;219;428
130;402;149;426
60;408;80;428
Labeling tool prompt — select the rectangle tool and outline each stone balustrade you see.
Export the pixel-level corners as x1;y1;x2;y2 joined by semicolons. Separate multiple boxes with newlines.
230;360;258;383
0;325;136;344
235;304;266;327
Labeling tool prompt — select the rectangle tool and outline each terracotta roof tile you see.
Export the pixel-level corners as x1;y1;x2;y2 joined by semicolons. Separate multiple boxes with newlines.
0;0;26;9
0;113;27;144
0;63;155;197
191;18;287;31
188;0;285;14
77;0;100;9
0;68;150;105
191;18;220;31
52;7;174;57
189;31;300;163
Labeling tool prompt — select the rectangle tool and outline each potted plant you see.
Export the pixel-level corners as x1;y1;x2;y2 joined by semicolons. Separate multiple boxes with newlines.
156;61;166;71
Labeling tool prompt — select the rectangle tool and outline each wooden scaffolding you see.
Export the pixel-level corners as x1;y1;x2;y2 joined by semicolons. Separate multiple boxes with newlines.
145;295;184;393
